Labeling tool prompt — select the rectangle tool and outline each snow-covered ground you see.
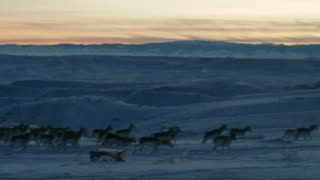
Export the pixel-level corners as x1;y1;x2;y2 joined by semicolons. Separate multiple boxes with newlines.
0;55;320;179
0;130;320;180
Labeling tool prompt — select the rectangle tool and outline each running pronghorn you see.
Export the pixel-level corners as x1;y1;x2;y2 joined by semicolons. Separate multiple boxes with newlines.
0;124;33;143
38;133;55;147
29;126;55;144
28;128;44;144
152;126;182;143
213;133;237;151
10;133;31;150
139;136;173;152
230;126;252;138
101;133;136;146
58;128;87;149
11;124;30;134
0;127;11;142
6;124;31;141
90;149;126;162
115;123;135;138
294;124;318;140
93;126;113;144
50;127;72;144
282;129;297;140
49;127;71;136
0;128;5;141
202;124;228;144
93;125;113;137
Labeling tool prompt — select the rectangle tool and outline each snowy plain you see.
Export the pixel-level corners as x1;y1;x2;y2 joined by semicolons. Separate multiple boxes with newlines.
0;55;320;179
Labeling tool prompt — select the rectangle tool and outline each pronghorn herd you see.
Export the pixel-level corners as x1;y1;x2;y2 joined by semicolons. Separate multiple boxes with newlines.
203;124;251;151
139;127;181;152
282;124;318;140
93;124;181;152
0;124;88;150
206;124;318;151
0;123;318;153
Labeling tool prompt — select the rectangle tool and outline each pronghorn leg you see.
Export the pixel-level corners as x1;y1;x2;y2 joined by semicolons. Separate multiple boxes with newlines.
61;142;66;151
214;146;220;152
75;141;80;149
139;144;144;151
48;142;53;150
152;145;158;153
202;135;207;144
217;146;222;153
23;142;27;150
132;144;138;153
282;134;288;140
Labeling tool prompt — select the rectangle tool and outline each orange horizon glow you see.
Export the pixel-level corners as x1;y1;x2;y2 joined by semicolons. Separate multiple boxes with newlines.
1;0;320;45
2;40;320;46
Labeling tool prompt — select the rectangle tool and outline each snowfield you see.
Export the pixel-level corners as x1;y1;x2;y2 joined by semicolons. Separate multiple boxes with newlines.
1;131;320;180
0;55;320;179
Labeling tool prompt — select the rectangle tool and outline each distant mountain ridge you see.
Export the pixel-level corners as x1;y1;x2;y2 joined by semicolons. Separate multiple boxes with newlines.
1;40;320;59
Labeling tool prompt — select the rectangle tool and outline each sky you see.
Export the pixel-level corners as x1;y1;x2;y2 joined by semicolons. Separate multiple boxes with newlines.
1;0;320;45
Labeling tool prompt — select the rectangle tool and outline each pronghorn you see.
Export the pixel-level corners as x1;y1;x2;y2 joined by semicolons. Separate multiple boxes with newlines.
29;127;49;144
139;136;173;152
93;126;113;144
213;133;236;151
51;127;71;133
47;127;71;140
0;127;11;142
38;133;55;147
115;123;135;138
101;133;136;146
93;125;113;137
58;128;87;149
202;124;228;144
7;124;31;141
90;149;126;162
0;124;31;143
10;133;31;149
282;129;297;140
0;128;5;141
230;126;252;138
152;126;182;143
294;124;318;140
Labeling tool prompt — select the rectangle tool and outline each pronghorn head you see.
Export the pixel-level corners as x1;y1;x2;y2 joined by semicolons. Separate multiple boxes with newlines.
230;133;237;140
175;126;182;133
220;124;228;130
106;125;113;132
129;137;136;144
119;151;126;157
129;123;136;129
170;126;182;132
310;124;318;131
80;127;88;136
117;151;127;161
245;126;252;132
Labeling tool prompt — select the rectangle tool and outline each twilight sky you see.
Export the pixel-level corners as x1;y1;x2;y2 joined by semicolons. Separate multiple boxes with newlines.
1;0;320;45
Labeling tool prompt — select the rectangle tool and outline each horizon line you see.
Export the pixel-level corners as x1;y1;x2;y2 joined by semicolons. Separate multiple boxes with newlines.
1;40;320;46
